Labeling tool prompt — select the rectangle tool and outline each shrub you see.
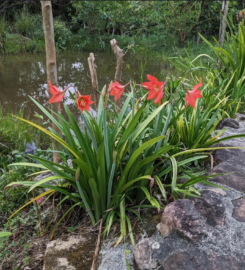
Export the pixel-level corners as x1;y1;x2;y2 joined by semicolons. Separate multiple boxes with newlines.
53;18;72;50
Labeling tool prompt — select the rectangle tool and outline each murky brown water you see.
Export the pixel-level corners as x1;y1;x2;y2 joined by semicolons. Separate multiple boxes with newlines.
0;51;175;119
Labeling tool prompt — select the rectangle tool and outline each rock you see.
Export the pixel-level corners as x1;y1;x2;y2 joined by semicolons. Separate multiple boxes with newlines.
232;197;245;222
216;118;239;130
43;235;97;270
192;190;225;226
133;238;157;270
159;199;207;242
159;191;225;243
211;120;245;192
204;187;227;197
211;160;245;191
97;238;135;270
213;143;244;165
162;251;245;270
236;113;245;122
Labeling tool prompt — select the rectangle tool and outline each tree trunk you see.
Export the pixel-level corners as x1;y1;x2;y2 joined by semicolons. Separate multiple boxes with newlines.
219;1;229;48
110;39;125;83
41;1;61;163
88;53;99;110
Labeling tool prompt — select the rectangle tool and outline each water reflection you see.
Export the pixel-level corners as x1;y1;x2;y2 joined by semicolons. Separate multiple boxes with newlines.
0;52;173;120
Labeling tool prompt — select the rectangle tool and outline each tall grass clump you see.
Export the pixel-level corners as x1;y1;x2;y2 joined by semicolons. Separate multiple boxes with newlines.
14;6;35;37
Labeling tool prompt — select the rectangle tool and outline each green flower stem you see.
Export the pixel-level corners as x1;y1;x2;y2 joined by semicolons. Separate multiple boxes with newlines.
81;113;98;153
130;83;135;157
155;79;173;152
155;103;173;152
107;161;116;208
103;108;110;172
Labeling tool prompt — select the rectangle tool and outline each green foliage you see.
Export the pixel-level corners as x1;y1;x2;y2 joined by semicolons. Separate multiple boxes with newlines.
53;18;72;50
171;21;245;118
0;232;12;238
0;106;50;153
0;0;241;54
14;6;37;37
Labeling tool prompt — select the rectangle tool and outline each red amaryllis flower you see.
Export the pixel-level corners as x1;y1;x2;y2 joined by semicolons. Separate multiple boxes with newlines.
110;82;130;101
77;93;94;113
184;78;202;109
142;75;165;105
48;80;71;109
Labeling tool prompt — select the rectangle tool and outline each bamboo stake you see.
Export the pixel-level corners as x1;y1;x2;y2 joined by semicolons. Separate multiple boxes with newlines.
88;53;99;110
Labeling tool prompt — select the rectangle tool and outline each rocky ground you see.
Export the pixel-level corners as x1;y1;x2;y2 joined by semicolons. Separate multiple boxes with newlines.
26;115;245;269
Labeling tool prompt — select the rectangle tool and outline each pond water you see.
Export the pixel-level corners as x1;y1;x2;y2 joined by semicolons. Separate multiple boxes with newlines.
0;51;176;119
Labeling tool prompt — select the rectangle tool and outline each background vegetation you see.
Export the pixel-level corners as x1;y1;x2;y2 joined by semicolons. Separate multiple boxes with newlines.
0;1;243;55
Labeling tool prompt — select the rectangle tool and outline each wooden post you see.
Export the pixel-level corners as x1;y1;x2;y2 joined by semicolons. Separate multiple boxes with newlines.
88;53;99;110
110;38;125;83
41;1;61;163
218;1;229;48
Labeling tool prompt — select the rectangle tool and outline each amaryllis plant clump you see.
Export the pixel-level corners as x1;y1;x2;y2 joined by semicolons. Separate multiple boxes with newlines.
9;74;226;244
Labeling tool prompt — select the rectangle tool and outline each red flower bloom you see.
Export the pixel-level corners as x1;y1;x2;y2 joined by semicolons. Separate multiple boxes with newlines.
110;82;130;101
184;78;202;109
142;75;165;105
48;80;71;109
77;93;94;113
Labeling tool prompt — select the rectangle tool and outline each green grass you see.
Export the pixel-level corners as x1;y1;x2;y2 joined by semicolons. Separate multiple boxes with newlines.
0;106;50;152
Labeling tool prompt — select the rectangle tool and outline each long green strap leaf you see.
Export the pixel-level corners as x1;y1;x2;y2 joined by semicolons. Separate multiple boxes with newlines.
76;180;95;225
12;115;80;159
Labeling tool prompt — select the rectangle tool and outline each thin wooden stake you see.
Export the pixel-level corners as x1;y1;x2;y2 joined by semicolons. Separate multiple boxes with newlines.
110;38;125;83
110;39;125;112
90;219;103;270
88;53;99;110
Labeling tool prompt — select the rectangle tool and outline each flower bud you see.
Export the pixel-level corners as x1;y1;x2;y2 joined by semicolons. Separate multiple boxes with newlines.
75;167;80;181
113;151;117;163
102;85;108;109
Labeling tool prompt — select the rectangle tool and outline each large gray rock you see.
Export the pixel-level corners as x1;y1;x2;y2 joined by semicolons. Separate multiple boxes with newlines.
159;191;225;242
192;190;225;226
133;185;245;270
216;118;239;129
162;251;245;270
212;116;245;191
159;199;207;242
232;197;245;222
